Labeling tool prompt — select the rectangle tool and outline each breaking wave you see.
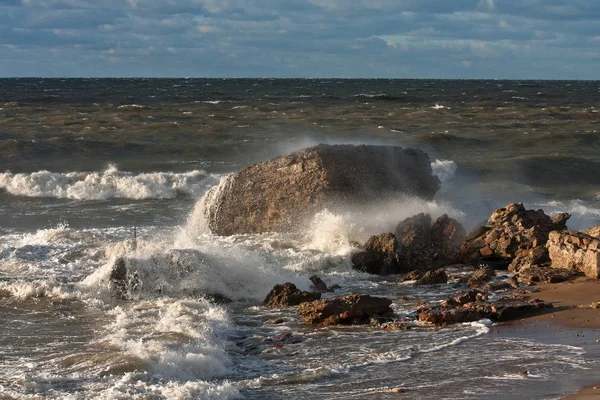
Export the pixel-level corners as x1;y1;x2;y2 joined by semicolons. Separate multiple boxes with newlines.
0;165;218;200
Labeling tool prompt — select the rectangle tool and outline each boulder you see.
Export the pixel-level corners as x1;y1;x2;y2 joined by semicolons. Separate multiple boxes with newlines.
309;275;340;292
297;294;393;325
460;203;570;272
351;232;403;275
264;283;321;308
467;266;496;289
414;268;448;286
400;270;424;282
547;230;600;279
516;265;581;285
203;144;440;235
395;213;466;270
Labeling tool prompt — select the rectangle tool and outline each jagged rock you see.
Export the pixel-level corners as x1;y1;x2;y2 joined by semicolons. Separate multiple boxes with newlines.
203;144;440;235
309;275;339;292
200;293;233;304
351;251;386;275
417;295;553;326
351;232;404;275
400;270;424;282
309;275;329;292
467;266;496;289
264;283;321;308
460;203;570;273
414;268;448;286
547;230;600;279
394;213;466;270
515;266;580;285
583;225;600;239
297;294;393;325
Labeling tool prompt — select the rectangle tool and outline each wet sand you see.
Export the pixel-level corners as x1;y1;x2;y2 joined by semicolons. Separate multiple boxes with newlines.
528;279;600;399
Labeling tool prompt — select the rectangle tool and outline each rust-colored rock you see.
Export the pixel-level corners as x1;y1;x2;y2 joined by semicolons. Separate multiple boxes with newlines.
467;266;496;289
460;203;570;272
297;294;393;325
203;144;440;235
264;283;321;308
414;268;448;286
547;230;600;279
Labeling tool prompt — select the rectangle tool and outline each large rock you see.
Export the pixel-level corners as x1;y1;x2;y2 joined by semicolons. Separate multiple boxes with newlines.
460;203;569;272
297;294;393;325
583;225;600;239
395;213;466;270
547;231;600;279
264;283;321;308
203;144;440;235
351;232;403;275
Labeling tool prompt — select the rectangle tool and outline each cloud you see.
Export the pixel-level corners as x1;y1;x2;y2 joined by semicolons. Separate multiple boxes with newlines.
0;0;598;77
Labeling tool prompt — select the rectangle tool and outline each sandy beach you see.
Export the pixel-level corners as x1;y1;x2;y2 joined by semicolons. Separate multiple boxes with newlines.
528;279;600;399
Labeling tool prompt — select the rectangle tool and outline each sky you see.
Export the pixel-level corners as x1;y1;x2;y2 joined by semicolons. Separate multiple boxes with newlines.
0;0;598;79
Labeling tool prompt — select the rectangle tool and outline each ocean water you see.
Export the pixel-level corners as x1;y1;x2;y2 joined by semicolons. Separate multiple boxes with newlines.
0;78;599;399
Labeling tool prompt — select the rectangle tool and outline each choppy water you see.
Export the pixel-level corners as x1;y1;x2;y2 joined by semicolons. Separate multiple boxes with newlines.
1;79;599;399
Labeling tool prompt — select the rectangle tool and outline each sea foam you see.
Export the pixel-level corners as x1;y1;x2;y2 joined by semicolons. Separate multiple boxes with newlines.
0;165;217;200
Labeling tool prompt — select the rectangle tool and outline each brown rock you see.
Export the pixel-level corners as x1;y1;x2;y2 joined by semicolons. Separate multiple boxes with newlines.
203;144;440;235
297;294;393;325
547;230;600;279
414;268;448;286
264;283;321;308
516;266;580;285
583;225;600;239
401;270;424;282
354;232;404;275
460;203;570;272
467;266;496;289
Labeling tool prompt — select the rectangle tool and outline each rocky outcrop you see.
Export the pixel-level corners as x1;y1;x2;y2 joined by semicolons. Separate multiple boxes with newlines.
203;144;440;235
351;213;465;275
297;294;393;325
396;213;466;270
264;283;321;308
515;266;580;285
583;225;600;239
547;230;600;279
414;268;448;286
417;294;553;326
467;266;495;289
460;203;569;272
109;257;140;299
351;232;403;275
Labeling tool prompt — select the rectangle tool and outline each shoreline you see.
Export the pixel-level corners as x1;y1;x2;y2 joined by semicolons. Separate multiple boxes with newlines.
514;278;600;399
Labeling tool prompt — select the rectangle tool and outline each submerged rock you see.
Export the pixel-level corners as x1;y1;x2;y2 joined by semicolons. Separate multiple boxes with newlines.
414;268;448;286
202;144;440;235
547;230;600;279
417;295;553;326
264;282;321;308
297;294;393;325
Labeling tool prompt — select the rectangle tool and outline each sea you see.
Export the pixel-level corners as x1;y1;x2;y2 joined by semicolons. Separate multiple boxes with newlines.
0;78;599;399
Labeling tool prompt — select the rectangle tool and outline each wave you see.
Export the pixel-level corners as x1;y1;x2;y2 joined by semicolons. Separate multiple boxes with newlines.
0;165;218;200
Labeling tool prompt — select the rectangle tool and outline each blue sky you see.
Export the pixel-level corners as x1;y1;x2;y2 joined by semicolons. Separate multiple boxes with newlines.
0;0;598;78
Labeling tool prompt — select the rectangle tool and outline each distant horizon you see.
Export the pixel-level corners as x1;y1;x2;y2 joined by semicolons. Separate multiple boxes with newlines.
1;76;598;81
